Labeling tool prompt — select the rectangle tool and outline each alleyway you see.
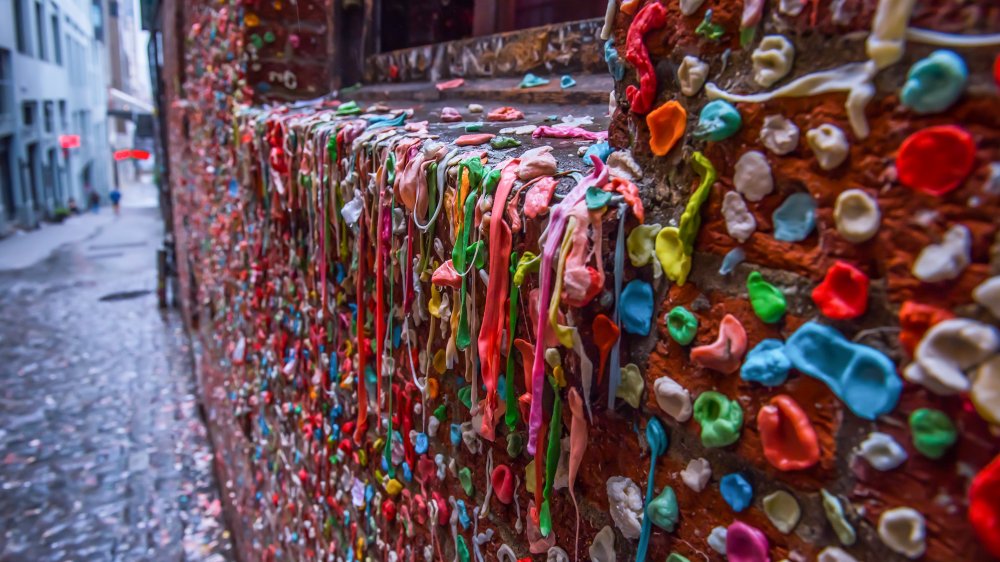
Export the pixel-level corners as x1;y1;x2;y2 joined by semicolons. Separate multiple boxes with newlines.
0;185;235;562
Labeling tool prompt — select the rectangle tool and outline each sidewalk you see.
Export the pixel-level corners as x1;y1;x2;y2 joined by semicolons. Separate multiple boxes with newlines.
0;178;161;272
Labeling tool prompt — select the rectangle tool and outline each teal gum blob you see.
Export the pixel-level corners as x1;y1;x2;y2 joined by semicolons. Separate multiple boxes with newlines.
620;279;654;336
604;39;625;81
583;142;612;165
720;473;753;512
741;339;791;386
586;186;614;210
519;73;550;88
560;75;577;89
901;50;968;114
784;321;901;419
773;192;817;242
693;100;742;142
636;418;669;562
647;486;679;532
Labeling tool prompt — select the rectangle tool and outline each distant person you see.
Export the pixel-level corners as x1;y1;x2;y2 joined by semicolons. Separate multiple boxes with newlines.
85;184;100;213
110;188;122;216
67;197;79;214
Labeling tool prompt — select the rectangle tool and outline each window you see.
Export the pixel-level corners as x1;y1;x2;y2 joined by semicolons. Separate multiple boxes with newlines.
22;101;37;127
43;101;54;133
51;11;62;64
13;0;30;54
58;100;66;129
91;0;104;42
35;1;47;61
0;51;11;120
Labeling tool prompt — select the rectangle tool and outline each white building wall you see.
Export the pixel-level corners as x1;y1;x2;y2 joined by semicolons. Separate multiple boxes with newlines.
0;0;111;230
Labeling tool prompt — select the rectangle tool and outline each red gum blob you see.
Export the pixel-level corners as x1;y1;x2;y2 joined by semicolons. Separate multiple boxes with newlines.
691;314;748;374
486;106;525;122
491;464;515;504
897;125;976;196
993;54;1000;89
624;2;667;115
811;260;869;320
970;454;1000;558
431;260;463;289
757;394;821;471
898;301;955;357
592;314;620;385
382;499;397;522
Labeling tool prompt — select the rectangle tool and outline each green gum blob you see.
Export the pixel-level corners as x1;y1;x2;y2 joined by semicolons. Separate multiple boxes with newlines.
458;466;474;497
747;271;787;323
693;391;743;447
647;486;679;532
667;306;698;345
909;408;957;459
490;135;521;149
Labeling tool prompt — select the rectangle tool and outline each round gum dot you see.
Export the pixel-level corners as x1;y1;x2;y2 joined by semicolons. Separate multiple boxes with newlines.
834;189;880;243
908;408;957;459
725;521;769;562
693;100;742;142
763;490;801;534
666;306;698;345
897;125;975;196
806;123;849;170
856;432;908;471
811;260;869;320
877;507;927;559
719;473;753;512
693;391;744;447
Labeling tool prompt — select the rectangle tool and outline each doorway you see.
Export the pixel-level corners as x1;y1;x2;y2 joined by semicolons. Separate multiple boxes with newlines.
0;137;14;221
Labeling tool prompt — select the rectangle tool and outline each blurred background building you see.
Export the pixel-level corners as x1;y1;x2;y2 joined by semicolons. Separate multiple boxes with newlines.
0;0;151;233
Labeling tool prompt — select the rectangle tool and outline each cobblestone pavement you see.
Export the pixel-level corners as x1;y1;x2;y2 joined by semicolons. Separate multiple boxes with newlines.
0;206;236;562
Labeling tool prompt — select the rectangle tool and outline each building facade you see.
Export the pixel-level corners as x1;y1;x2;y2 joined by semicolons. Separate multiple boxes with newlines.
0;0;111;231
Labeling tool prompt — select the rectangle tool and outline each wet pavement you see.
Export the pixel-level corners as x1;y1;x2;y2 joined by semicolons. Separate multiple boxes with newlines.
0;204;235;562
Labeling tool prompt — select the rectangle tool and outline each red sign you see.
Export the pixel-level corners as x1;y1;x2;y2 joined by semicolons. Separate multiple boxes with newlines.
114;149;152;161
59;134;81;149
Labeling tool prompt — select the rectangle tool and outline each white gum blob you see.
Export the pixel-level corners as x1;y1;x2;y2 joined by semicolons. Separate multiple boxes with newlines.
806;124;849;170
678;56;710;97
834;189;880;243
752;35;795;87
904;318;1000;395
763;490;801;534
856;432;907;470
911;224;971;282
606;477;643;540
973;276;1000;319
734;151;774;202
877;507;926;559
722;191;757;243
653;375;693;422
759;114;799;155
680;458;712;492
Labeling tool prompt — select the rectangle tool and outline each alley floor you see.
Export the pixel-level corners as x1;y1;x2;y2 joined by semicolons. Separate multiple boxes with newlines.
0;188;236;561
